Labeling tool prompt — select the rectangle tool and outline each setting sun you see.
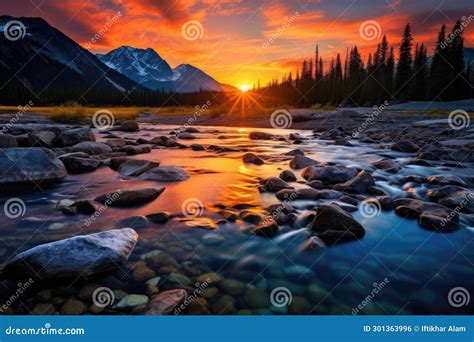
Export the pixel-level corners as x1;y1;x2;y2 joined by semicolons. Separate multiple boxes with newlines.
240;85;250;92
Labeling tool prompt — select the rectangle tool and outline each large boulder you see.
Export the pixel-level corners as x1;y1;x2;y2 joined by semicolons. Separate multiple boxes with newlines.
2;228;138;279
0;148;67;185
249;131;273;140
311;203;365;244
58;127;95;146
95;188;165;206
333;170;375;193
118;159;160;177
289;155;319;169
138;166;190;182
260;177;292;192
27;131;56;148
302;165;357;184
391;140;420;153
72;141;112;155
119;121;139;132
62;156;101;173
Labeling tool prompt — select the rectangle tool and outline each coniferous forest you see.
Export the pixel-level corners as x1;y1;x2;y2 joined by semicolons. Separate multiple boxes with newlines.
0;21;472;107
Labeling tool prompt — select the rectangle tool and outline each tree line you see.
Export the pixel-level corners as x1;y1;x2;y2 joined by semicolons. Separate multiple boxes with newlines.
253;21;473;107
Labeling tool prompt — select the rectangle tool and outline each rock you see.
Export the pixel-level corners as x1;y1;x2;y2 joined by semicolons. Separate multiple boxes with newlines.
61;299;86;315
240;211;262;223
302;165;357;184
279;170;296;182
333;170;375;193
0;134;18;147
261;177;292;192
62;156;100;173
307;180;324;189
212;294;236;314
119;216;149;229
31;303;55;315
115;294;149;309
145;289;187;315
201;287;218;299
419;213;458;232
311;203;365;244
138;166;190;182
249;131;273;140
0;148;67;185
72;141;112;155
242;153;264;165
118;159;160;177
78;283;101;301
197;273;222;284
393;198;459;230
289;155;319;169
275;188;317;200
146;277;161;295
3;228;138;279
251;221;279;237
391;140;420;153
73;200;96;214
186;297;209;315
218;279;246;295
372;158;400;173
104;139;127;148
285;265;315;282
191;144;205;151
243;288;270;308
299;236;326;252
426;175;467;187
118;145;152;155
27;131;56;148
147;212;171;224
95;188;164;206
58;127;95;146
288;296;312;314
285;149;304;156
119;121;139;132
110;157;128;170
177;132;196;139
133;265;156;281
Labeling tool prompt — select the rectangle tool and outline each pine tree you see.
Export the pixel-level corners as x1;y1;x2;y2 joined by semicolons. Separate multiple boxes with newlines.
412;43;427;100
395;24;413;100
428;24;450;100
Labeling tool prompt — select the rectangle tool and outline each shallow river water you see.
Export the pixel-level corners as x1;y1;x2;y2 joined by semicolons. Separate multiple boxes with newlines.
1;124;473;315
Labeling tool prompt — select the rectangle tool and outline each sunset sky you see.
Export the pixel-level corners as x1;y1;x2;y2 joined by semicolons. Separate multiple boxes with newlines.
3;0;474;87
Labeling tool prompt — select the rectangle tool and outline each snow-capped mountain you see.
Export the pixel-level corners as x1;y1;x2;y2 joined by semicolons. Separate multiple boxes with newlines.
0;16;143;100
97;46;174;90
97;46;228;92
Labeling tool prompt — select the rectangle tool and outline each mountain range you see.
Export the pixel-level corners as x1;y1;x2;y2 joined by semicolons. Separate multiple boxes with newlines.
96;46;230;92
0;15;231;103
